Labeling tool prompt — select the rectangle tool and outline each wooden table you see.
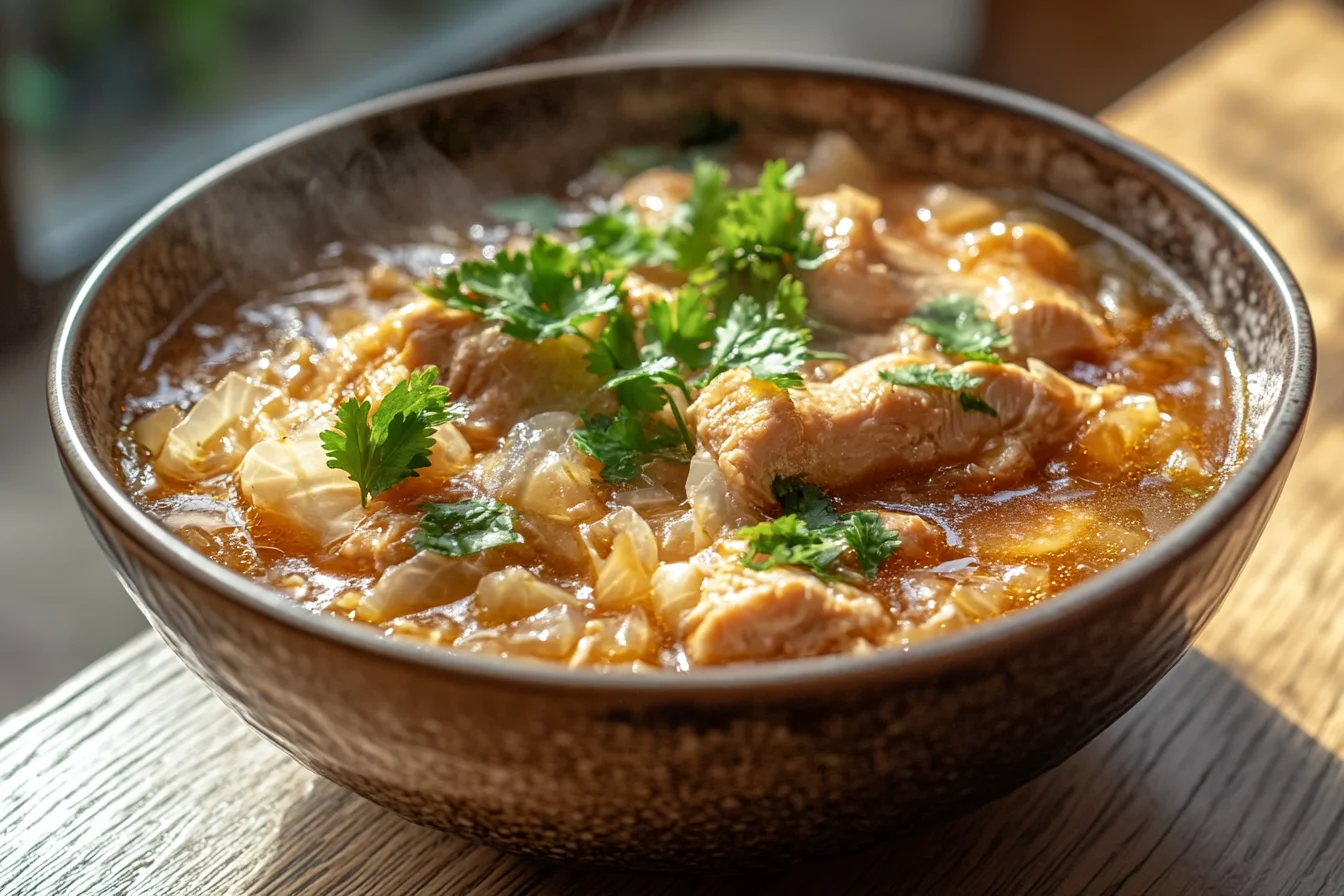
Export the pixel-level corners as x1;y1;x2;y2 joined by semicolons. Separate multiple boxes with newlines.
5;1;1344;891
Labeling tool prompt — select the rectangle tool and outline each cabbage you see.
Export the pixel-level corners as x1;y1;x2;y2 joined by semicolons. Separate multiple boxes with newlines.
569;607;653;667
474;566;579;626
796;131;880;196
156;372;282;482
649;562;703;630
238;432;365;546
498;604;585;660
1076;393;1162;473
580;507;659;611
421;422;473;478
358;550;503;623
481;412;602;522
686;450;754;550
129;406;185;457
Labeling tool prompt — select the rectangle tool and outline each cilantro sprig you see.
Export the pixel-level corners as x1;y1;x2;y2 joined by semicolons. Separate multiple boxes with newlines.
413;498;523;557
906;296;1011;363
738;478;900;580
879;364;999;417
418;235;622;342
320;367;465;506
696;276;830;389
572;408;687;483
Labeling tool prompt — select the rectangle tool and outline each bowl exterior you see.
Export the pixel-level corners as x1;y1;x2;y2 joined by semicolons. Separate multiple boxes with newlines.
51;59;1313;869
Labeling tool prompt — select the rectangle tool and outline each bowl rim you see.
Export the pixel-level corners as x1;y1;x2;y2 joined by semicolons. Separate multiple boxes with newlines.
49;51;1315;697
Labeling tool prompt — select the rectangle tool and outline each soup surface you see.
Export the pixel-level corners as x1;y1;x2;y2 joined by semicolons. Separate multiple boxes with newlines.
118;131;1241;670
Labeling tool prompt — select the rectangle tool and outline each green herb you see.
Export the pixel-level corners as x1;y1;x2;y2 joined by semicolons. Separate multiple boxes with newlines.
840;511;903;579
585;305;694;431
572;408;687;483
773;476;841;528
711;159;828;298
413;499;523;557
1183;484;1217;498
320;367;463;506
485;194;564;232
666;160;730;270
696;276;820;388
643;285;716;370
905;296;1011;362
738;478;901;580
878;364;998;417
418;235;622;342
738;515;850;581
578;207;676;269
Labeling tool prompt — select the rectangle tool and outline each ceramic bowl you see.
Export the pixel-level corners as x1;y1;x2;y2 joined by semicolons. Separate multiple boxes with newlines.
49;55;1314;869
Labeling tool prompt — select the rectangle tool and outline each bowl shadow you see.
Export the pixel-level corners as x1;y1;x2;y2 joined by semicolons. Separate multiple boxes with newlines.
243;649;1344;894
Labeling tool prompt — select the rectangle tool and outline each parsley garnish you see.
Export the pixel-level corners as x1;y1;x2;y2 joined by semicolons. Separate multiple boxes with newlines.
737;478;901;580
320;367;464;506
418;235;622;342
906;296;1010;363
413;499;523;557
696;276;821;389
879;364;998;417
485;195;564;232
572;408;687;483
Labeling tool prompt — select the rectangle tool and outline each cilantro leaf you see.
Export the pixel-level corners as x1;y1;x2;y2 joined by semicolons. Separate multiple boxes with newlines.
666;160;730;270
579;207;676;269
959;392;999;416
742;479;902;580
906;296;1010;362
879;364;998;417
585;305;693;417
643;285;715;370
841;511;903;578
415;270;486;315
321;366;461;506
773;477;841;528
713;159;826;296
738;515;849;581
413;499;523;557
572;408;686;483
421;236;622;343
485;195;564;231
696;277;819;388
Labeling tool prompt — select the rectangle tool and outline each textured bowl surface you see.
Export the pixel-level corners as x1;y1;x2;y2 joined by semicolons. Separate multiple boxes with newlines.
49;55;1314;869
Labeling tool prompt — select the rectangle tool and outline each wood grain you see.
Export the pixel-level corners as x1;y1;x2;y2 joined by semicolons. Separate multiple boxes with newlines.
5;0;1344;892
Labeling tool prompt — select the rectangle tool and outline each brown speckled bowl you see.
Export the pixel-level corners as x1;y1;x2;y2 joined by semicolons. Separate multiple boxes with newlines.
49;56;1314;869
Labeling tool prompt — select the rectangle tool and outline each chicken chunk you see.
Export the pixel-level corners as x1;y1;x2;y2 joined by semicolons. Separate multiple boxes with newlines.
296;297;600;445
843;269;1113;367
690;355;1100;509
799;187;925;331
619;168;693;225
683;558;892;665
875;510;946;565
977;265;1114;363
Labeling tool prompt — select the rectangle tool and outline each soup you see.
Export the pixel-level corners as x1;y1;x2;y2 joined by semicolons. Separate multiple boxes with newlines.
117;131;1241;670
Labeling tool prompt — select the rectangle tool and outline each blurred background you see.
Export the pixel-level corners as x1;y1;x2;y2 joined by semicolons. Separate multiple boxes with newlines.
0;0;1255;714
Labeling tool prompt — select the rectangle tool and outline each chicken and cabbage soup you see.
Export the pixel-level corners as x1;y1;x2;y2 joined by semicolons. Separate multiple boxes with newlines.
118;131;1241;670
